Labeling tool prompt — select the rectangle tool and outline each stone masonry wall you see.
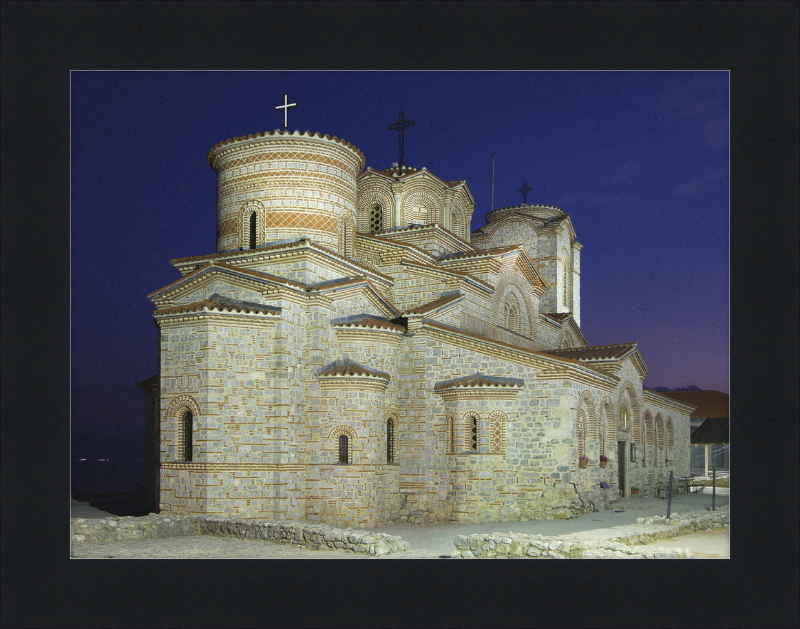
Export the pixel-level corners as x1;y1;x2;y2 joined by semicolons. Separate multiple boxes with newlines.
71;514;409;555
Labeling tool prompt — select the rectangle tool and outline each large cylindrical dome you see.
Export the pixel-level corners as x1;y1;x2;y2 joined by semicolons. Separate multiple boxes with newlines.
208;130;365;253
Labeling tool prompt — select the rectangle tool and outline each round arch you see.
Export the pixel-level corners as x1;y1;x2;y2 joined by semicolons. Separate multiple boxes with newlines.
238;200;265;250
401;189;442;225
356;188;394;232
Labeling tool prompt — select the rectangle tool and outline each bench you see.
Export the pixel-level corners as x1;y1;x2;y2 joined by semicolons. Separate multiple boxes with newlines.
676;477;704;494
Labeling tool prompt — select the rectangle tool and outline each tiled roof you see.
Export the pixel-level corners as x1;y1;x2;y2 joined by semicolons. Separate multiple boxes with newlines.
371;222;474;249
307;277;400;316
543;343;638;361
155;295;281;317
355;233;438;262
434;373;524;392
318;362;390;380
421;320;616;382
438;244;522;261
542;312;571;323
207;129;365;169
332;317;406;333
485;203;566;221
136;374;158;390
169;238;393;284
404;293;463;315
690;417;729;444
379;165;419;177
652;390;729;420
403;261;493;291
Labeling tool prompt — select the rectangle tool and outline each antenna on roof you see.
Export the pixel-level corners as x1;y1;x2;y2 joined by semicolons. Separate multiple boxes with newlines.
491;153;496;212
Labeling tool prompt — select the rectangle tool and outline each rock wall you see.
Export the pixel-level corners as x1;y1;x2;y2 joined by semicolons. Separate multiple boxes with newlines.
71;514;409;556
451;506;729;558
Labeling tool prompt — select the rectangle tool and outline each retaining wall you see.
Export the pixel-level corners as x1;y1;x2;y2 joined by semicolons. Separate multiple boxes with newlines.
451;506;729;558
71;514;409;556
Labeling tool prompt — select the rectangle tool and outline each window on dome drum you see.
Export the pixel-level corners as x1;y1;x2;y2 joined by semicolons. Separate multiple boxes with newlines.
370;204;382;232
338;435;349;464
387;418;395;463
249;212;256;250
182;410;193;461
343;223;349;256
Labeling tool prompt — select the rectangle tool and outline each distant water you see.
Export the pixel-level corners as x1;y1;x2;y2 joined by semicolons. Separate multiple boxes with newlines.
71;432;146;495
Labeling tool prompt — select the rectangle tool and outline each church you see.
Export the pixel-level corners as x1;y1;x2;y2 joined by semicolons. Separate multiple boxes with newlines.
138;123;694;528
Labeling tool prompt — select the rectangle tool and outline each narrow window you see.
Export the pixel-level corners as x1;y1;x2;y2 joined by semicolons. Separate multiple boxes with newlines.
249;212;257;250
343;222;349;256
471;415;478;451
182;410;193;461
387;418;395;463
338;434;349;464
370;204;382;232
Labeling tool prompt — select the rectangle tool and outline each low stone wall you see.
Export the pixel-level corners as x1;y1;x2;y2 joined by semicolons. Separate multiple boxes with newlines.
71;514;409;556
517;483;618;521
451;506;729;559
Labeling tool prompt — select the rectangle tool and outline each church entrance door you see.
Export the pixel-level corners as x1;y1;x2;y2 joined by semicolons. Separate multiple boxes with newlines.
618;441;627;497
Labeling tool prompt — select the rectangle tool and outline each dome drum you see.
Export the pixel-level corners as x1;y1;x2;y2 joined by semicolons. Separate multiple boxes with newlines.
209;131;364;253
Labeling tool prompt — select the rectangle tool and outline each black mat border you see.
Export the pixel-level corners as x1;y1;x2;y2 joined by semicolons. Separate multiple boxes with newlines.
2;2;798;628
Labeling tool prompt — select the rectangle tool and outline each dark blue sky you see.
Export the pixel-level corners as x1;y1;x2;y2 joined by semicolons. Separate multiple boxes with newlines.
71;71;729;436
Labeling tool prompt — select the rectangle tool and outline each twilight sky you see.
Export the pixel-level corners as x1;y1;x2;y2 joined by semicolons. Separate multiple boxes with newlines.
71;70;729;437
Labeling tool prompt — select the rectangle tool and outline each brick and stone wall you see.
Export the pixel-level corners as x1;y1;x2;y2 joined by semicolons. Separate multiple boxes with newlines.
209;131;364;253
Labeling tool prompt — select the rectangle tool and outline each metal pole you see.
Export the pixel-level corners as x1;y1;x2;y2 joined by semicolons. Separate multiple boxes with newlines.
666;471;673;514
491;153;495;212
712;467;716;511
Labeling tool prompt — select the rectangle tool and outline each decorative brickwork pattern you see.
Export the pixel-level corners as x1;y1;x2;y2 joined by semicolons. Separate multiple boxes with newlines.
402;190;441;225
488;410;507;454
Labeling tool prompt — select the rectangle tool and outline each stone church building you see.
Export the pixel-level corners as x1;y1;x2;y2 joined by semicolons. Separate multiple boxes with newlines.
138;128;694;528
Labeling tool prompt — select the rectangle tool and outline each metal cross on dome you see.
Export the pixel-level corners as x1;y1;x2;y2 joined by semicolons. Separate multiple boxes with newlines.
388;111;415;167
518;182;532;205
275;93;297;129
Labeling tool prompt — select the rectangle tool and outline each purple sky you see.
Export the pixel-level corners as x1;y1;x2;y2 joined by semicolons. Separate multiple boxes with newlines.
71;71;729;436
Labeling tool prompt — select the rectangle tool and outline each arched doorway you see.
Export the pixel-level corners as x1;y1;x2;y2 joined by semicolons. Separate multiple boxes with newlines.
617;406;630;497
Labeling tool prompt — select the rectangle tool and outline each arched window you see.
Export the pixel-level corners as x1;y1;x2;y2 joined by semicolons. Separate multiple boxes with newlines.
386;418;395;463
249;212;257;250
619;406;629;431
446;413;456;454
576;410;587;460
598;410;607;458
562;263;568;306
343;222;349;256
338;435;349;464
370;204;383;232
464;412;480;451
181;410;193;461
